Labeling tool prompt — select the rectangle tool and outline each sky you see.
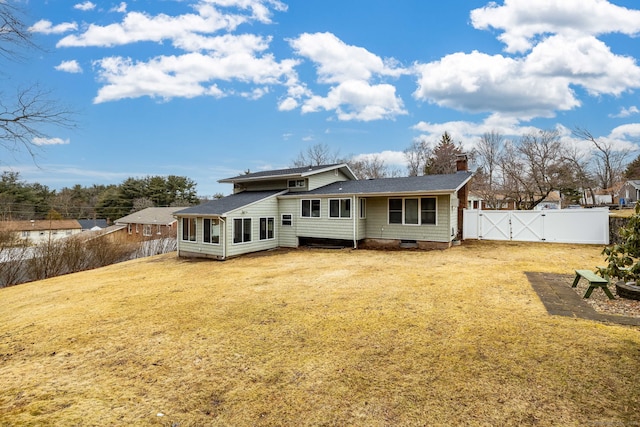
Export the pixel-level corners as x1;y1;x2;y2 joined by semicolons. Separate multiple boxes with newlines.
2;0;640;197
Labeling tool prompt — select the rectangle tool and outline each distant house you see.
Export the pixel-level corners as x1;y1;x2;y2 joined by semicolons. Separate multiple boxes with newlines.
0;220;82;244
78;219;109;231
114;207;182;241
534;191;562;210
174;158;473;260
619;180;640;205
468;192;517;210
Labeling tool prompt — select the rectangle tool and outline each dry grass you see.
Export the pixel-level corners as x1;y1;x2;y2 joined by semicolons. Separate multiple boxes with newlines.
1;241;639;426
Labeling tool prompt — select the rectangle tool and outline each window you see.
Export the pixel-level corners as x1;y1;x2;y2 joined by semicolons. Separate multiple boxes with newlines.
404;198;419;225
329;198;351;218
359;198;366;219
388;198;437;225
282;214;292;226
301;199;321;218
182;217;196;241
203;218;220;244
233;218;252;244
421;197;437;225
288;179;305;188
21;231;29;238
388;199;403;224
143;224;152;236
127;224;132;235
260;217;275;240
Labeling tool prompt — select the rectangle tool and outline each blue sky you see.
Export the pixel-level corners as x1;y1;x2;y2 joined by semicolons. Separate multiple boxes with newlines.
3;0;640;197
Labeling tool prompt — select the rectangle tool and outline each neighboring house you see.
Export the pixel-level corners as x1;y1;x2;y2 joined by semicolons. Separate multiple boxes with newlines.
0;219;82;244
467;193;517;210
78;219;109;231
534;191;562;210
175;159;473;260
619;180;640;205
114;207;181;241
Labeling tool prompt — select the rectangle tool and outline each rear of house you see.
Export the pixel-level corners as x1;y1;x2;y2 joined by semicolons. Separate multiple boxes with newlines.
174;162;473;260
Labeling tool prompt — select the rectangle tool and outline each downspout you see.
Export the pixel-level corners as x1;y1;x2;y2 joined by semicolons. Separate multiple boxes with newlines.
220;217;226;260
353;195;357;249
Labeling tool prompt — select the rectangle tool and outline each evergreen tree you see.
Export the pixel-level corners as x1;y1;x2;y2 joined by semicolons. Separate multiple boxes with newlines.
424;132;463;175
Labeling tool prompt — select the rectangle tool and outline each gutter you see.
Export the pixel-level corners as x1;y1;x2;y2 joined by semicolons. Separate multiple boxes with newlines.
353;195;357;249
220;217;227;260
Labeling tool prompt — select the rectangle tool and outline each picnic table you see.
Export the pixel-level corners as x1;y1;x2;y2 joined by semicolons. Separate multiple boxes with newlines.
572;269;615;300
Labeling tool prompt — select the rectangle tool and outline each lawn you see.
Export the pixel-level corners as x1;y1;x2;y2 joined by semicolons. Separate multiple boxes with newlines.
1;241;639;426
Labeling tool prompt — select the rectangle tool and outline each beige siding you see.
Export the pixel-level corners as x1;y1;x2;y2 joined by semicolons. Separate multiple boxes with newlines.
307;170;349;190
364;195;452;242
225;196;280;258
177;217;225;258
239;180;288;192
279;196;357;242
277;198;299;247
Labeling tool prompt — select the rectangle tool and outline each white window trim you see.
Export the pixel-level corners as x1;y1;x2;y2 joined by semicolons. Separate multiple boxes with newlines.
388;197;438;226
359;198;366;219
281;213;293;226
301;199;321;219
143;224;152;236
328;198;352;219
181;217;197;242
203;218;221;245
232;218;252;245
259;217;275;241
288;179;305;188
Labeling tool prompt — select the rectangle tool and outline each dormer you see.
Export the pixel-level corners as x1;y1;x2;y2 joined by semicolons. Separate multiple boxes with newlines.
219;163;357;194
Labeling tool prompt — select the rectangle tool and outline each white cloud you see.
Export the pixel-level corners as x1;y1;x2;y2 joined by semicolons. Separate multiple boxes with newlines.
92;50;299;103
32;137;70;146
413;51;580;121
74;1;96;11
524;35;640;96
57;1;284;49
289;32;408;121
610;106;640;118
111;2;127;13
54;60;83;73
290;32;406;84
301;80;405;121
29;20;77;35
470;0;640;54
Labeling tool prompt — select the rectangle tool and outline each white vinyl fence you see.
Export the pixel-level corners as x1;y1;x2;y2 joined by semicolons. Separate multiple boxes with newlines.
463;208;609;244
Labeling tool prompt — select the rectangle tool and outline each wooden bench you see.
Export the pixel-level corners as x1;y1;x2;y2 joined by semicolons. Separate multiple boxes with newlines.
572;269;615;299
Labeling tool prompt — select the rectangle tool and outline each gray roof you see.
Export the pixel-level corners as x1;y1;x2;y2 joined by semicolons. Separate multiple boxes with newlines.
174;190;283;216
78;219;108;230
115;207;183;225
219;163;356;182
294;171;473;196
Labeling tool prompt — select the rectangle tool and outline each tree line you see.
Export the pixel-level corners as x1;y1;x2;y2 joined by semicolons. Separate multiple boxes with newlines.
294;127;637;210
0;172;200;222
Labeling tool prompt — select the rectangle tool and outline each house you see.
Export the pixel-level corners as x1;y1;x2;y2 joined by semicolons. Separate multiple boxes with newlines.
0;219;82;244
114;207;182;241
467;192;517;210
619;180;640;206
78;219;109;231
174;158;473;260
534;191;562;210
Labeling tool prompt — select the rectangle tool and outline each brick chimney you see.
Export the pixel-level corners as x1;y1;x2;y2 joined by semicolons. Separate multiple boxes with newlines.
456;154;468;172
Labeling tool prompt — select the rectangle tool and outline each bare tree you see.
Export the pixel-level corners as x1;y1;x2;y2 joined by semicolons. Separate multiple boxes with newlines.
292;143;342;167
562;144;597;205
573;127;631;195
472;131;505;209
1;3;74;160
348;155;393;179
403;140;431;176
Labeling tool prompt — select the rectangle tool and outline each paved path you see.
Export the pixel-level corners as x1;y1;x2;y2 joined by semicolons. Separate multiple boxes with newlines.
526;272;640;327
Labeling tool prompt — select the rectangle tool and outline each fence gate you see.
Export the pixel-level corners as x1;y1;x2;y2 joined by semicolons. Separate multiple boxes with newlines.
462;209;609;245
